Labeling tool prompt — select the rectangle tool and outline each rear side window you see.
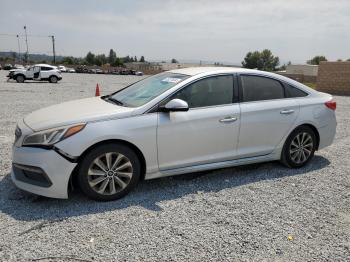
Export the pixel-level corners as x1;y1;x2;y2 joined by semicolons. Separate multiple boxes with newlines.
285;84;308;98
40;67;53;71
171;75;234;108
240;75;284;102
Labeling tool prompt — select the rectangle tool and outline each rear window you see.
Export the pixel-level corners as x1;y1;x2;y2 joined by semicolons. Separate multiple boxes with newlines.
40;67;53;71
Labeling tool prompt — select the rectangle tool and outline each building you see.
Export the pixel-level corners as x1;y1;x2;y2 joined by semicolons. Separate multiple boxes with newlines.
286;64;318;76
277;64;318;83
316;61;350;95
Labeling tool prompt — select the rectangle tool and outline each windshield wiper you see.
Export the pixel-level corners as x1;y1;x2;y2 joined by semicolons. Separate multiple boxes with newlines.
107;96;125;106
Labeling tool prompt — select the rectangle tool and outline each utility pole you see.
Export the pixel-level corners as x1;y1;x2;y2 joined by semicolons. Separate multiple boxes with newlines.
23;25;29;64
50;35;56;64
16;35;21;63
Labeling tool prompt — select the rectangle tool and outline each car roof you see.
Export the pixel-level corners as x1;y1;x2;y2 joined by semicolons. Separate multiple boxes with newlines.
34;64;55;68
169;66;264;76
168;66;318;95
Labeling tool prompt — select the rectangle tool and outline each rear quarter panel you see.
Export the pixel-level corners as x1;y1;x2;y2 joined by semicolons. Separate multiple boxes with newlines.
287;93;336;150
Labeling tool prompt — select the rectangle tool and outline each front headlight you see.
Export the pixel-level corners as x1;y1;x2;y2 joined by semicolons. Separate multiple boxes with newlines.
23;124;86;147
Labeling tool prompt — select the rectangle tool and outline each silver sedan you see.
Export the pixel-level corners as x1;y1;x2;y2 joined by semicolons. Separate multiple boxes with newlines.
11;67;337;201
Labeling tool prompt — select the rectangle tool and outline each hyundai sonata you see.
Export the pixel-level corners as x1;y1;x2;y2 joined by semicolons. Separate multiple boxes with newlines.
11;67;337;200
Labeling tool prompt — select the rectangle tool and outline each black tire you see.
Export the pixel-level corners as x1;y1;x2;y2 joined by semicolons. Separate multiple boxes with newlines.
15;75;25;83
49;75;58;83
281;126;317;168
77;143;141;201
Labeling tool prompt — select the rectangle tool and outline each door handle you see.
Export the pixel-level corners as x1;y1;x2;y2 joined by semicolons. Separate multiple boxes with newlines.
219;116;237;123
280;109;295;115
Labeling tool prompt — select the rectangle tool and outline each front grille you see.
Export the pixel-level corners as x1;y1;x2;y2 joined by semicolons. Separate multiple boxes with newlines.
13;164;52;187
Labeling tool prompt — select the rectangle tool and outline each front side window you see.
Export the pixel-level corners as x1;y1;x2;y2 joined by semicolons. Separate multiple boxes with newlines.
109;72;189;107
170;75;234;108
241;75;284;102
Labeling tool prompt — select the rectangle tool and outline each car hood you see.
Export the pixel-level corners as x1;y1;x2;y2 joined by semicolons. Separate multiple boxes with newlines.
10;69;26;73
24;97;136;131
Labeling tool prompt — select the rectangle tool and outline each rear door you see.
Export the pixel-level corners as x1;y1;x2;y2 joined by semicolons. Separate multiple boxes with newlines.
157;74;240;170
237;74;299;158
40;66;51;79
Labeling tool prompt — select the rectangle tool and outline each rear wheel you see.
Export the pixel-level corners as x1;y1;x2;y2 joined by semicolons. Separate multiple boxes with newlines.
16;75;25;83
49;75;58;83
77;143;141;201
281;126;317;168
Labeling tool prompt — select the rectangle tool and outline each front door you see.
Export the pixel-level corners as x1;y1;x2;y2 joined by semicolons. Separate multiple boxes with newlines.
33;66;41;80
237;74;299;158
157;74;240;170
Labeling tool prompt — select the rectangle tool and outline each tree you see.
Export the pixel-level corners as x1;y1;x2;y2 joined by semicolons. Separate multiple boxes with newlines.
307;55;327;65
11;52;16;61
62;56;74;65
171;58;178;63
140;56;145;62
242;49;279;71
278;61;291;71
113;57;122;66
108;49;117;65
134;56;137;62
95;54;107;66
86;51;95;65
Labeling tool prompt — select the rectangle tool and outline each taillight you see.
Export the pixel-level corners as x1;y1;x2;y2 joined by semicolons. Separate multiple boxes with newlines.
325;100;336;110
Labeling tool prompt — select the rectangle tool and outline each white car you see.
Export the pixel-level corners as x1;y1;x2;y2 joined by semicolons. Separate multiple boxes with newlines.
13;64;25;69
11;67;337;201
58;65;67;72
7;64;62;83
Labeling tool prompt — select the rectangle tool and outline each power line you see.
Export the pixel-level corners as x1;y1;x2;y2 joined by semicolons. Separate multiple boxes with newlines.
1;28;57;64
0;33;52;38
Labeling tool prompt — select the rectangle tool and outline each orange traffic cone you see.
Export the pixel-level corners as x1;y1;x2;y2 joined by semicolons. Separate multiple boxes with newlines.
95;83;100;96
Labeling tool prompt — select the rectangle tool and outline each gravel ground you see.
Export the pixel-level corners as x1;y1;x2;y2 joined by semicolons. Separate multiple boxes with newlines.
0;70;349;262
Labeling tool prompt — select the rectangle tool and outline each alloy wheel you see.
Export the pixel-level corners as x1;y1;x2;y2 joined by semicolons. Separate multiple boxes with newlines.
50;76;58;83
87;152;133;195
289;132;313;164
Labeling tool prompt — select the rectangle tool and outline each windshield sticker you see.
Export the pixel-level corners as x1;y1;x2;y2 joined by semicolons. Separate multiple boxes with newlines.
161;77;182;84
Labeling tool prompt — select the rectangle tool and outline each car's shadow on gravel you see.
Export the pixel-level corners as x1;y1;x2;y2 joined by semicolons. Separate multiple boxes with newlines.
0;155;330;221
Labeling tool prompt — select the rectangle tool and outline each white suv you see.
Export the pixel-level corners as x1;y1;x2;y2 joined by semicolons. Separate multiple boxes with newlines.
7;64;62;83
11;67;337;201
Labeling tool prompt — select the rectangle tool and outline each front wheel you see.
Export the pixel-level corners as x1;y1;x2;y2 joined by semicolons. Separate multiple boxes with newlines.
49;75;58;83
281;126;317;168
77;143;141;201
16;75;25;83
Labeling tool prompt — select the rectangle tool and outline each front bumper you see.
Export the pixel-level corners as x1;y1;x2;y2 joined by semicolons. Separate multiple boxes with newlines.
11;146;77;199
7;73;14;79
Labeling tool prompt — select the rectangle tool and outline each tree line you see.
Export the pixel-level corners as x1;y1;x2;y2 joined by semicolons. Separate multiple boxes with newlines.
241;50;349;71
61;49;145;66
1;49;349;69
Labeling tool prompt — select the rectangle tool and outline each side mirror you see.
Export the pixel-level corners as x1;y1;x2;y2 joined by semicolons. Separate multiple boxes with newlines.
160;99;189;112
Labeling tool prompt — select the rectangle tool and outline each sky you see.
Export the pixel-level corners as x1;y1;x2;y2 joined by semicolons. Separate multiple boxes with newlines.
0;0;349;65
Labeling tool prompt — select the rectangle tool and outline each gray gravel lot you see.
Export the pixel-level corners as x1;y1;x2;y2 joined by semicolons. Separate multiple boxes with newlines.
0;70;349;261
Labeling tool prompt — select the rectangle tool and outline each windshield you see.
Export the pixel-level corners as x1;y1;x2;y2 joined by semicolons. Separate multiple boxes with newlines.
109;72;190;107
